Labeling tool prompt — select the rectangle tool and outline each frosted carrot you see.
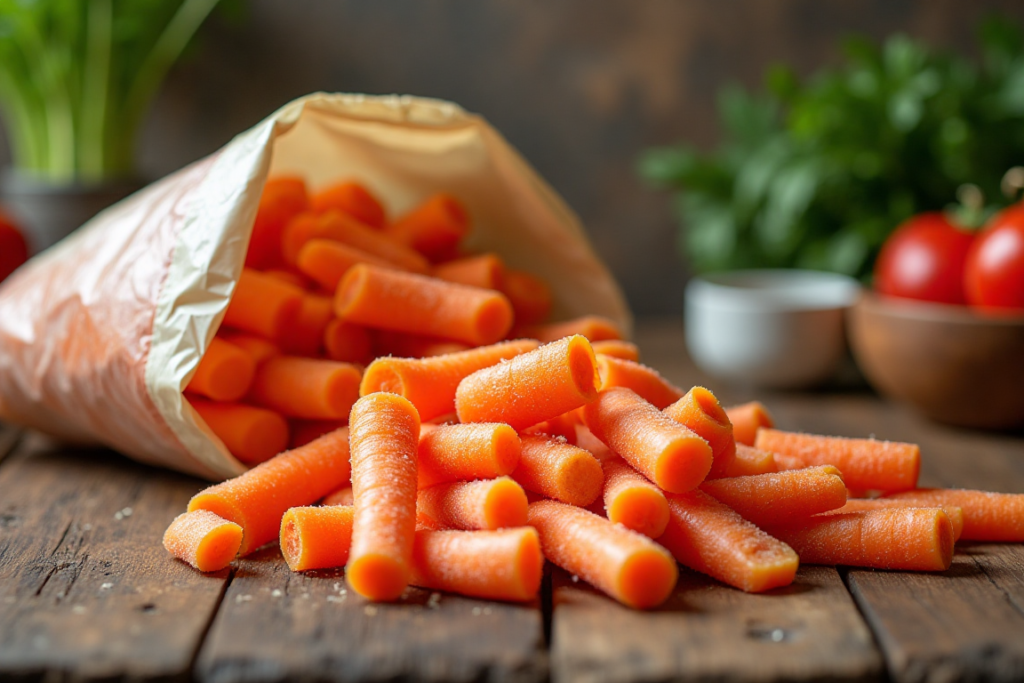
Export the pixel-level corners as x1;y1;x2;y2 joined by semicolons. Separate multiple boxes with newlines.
263;268;312;291
362;339;538;421
281;293;334;356
831;499;965;541
163;510;243;572
191;399;289;465
411;527;542;602
726;401;775;447
575;424;613;461
323;486;354;507
310;181;386;228
456;335;600;430
289;419;347;449
418;422;522;489
324;320;374;364
663;387;736;479
699;466;848;527
660;491;799;593
773;452;808;472
217;331;281;366
283;210;429;273
337;264;514;346
249;356;361;420
601;458;670;538
373;330;470;359
296;239;397;291
433;253;504;290
583;387;713;494
189;427;351;555
596;356;684;409
766;508;954;571
186;338;256;402
246;176;307;270
592;340;640;361
223;268;303;341
517;315;623;343
528;500;678;609
521;411;579;445
417;477;528;531
387;194;470;262
500;269;552;326
346;393;420;601
708;444;778;479
512;435;604;507
280;505;354;571
755;429;921;493
884;488;1024;542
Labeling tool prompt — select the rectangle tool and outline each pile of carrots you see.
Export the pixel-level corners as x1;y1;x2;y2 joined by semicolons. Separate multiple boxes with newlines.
163;176;1024;609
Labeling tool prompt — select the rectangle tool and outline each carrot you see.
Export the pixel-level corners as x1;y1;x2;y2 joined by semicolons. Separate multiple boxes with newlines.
361;339;538;422
410;528;542;602
324;319;374;364
188;427;351;555
596;356;683;409
455;335;600;430
416;477;528;531
281;293;334;356
190;399;289;466
663;387;736;478
373;330;471;359
766;508;954;571
249;356;361;420
310;181;386;228
772;452;808;472
831;499;965;542
575;424;613;461
280;505;355;572
699;466;848;527
387;194;470;262
283;210;429;273
323;486;354;507
755;429;921;493
217;331;281;366
163;510;243;572
263;268;313;291
600;458;670;538
246;176;308;270
725;401;775;447
521;411;579;445
347;393;421;601
707;444;778;479
296;238;397;291
289;419;347;449
527;500;678;609
660;491;799;593
512;435;604;507
582;387;713;494
592;340;640;361
337;264;514;346
500;269;552;326
186;338;256;402
433;253;504;290
517;315;623;343
418;422;522;489
884;488;1024;542
224;268;303;342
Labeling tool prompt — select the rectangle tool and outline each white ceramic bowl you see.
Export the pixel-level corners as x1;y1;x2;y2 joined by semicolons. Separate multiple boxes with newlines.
685;270;862;388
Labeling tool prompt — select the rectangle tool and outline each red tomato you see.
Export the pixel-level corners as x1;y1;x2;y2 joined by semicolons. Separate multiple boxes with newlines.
964;204;1024;312
873;212;975;304
0;209;29;283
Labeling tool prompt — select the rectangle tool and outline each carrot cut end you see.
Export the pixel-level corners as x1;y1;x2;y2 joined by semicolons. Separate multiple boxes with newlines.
514;529;544;600
608;488;671;539
484;479;529;529
492;424;523;476
335;265;370;317
475;295;515;345
347;553;410;602
280;516;304;571
655;438;714;494
691;387;730;427
193;524;243;572
566;335;600;401
558;451;604;507
618;549;678;609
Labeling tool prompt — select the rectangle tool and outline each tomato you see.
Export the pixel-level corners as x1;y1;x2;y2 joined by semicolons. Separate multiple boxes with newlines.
873;212;975;304
964;204;1024;312
0;209;29;284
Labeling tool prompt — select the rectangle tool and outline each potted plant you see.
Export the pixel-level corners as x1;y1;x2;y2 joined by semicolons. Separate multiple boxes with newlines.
0;0;223;251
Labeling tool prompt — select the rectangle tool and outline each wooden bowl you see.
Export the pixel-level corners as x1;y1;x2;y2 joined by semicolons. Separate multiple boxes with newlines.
847;293;1024;430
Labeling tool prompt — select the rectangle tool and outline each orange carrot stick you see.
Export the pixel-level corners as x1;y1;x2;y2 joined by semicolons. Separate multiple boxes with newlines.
660;491;799;592
280;505;355;572
499;269;552;326
512;435;604;507
387;194;470;262
246;176;308;270
224;268;303;342
337;264;514;346
663;386;736;478
217;331;281;366
601;458;670;538
726;401;776;447
883;488;1024;541
418;422;522;489
417;477;528;531
831;499;965;542
517;315;623;343
755;429;921;493
699;466;848;527
249;356;361;420
592;340;640;361
347;393;421;601
583;387;713;494
324;320;374;364
766;508;954;571
772;452;808;472
373;330;471;359
188;427;351;555
433;253;505;291
281;293;334;356
186;338;256;402
310;181;386;228
296;238;398;291
528;500;678;609
707;443;778;479
596;356;684;409
163;510;243;572
264;268;313;291
323;486;354;507
456;335;600;430
521;411;579;445
410;527;543;602
284;210;429;273
362;339;538;421
190;399;289;466
289;419;347;449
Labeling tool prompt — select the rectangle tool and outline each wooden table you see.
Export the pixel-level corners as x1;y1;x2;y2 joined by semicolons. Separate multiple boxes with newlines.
1;318;1023;683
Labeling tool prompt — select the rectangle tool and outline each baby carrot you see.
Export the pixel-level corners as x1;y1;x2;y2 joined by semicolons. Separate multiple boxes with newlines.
528;500;678;609
280;505;355;572
416;477;528;531
575;424;614;461
411;527;543;602
337;264;514;346
281;293;334;357
264;268;312;291
521;411;579;445
186;338;256;402
755;429;921;493
188;427;351;555
699;466;848;527
323;486;354;507
660;491;799;593
433;253;504;290
361;339;539;421
418;422;522;489
592;340;640;361
324;320;374;364
517;315;623;343
663;387;737;481
289;419;346;449
310;181;386;228
583;387;713;494
249;356;361;420
500;269;552;326
163;510;243;573
217;331;281;366
725;401;775;447
766;508;954;571
224;268;303;342
190;399;289;466
773;452;808;472
455;335;600;430
296;239;397;291
601;458;670;538
284;210;429;273
512;434;604;507
387;194;470;262
884;488;1024;542
707;444;778;479
246;176;308;270
831;499;965;541
597;356;684;409
373;330;471;359
347;393;421;601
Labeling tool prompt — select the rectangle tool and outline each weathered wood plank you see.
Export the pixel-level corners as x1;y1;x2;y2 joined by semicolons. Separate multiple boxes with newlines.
196;550;547;683
0;434;226;681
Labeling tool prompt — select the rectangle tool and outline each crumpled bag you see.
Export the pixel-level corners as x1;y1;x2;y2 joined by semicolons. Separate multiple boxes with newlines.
0;93;631;481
